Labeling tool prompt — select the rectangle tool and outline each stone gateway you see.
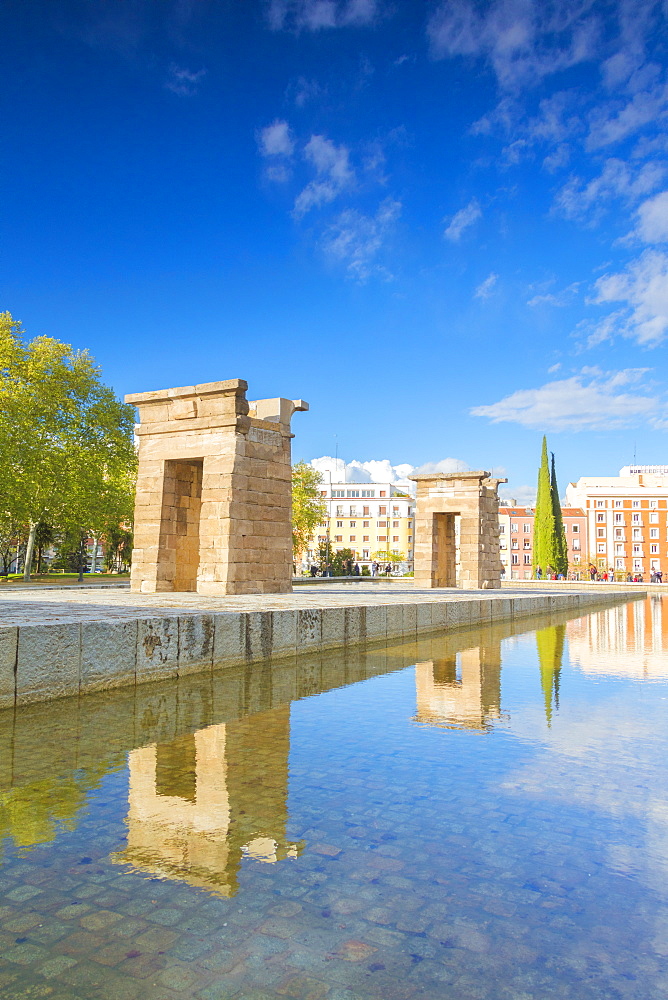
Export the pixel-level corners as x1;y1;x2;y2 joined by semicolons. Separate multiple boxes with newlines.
411;471;506;590
125;380;308;595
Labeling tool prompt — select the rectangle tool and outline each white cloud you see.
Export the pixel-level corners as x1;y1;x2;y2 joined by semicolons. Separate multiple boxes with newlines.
471;368;657;431
475;272;498;299
586;78;668;150
444;198;481;240
268;0;378;31
322;198;401;281
527;281;580;306
636;190;668;243
592;249;668;345
427;0;598;91
294;134;355;215
554;158;666;222
310;455;470;491
165;64;206;97
258;119;295;157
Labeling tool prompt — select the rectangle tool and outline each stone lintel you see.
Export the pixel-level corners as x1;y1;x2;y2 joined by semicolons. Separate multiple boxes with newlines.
125;379;248;406
410;470;491;483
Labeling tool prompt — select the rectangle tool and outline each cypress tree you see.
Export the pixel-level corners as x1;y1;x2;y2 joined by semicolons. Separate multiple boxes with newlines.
536;624;565;726
533;436;558;576
550;451;568;575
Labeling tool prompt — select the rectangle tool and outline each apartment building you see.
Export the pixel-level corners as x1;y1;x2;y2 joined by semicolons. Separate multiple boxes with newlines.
498;504;586;580
566;466;668;578
303;481;415;572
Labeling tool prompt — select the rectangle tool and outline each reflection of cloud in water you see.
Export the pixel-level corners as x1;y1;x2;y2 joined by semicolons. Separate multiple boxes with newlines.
568;597;668;680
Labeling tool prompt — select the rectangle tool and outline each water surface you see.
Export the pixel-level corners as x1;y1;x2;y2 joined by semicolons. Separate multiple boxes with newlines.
1;595;667;1000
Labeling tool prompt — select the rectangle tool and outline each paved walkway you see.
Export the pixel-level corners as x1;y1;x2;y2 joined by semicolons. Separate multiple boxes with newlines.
0;581;640;626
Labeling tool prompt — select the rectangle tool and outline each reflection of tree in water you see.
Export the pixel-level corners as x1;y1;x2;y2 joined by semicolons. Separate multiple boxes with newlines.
0;760;120;858
536;624;565;726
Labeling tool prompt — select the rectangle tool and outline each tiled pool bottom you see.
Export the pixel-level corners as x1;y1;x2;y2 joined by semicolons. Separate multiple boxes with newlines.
1;598;668;1000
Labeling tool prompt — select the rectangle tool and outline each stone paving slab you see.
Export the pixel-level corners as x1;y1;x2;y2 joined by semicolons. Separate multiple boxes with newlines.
0;583;644;708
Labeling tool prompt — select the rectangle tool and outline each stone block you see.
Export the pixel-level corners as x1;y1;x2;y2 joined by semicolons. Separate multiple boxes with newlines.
344;605;365;646
430;602;448;630
178;614;214;676
446;601;468;629
16;623;81;705
246;611;274;661
0;626;17;709
298;609;322;649
416;603;433;632
136;617;178;683
385;604;404;639
271;610;298;657
365;605;387;641
401;603;417;636
80;620;138;693
213;613;247;666
321;607;346;648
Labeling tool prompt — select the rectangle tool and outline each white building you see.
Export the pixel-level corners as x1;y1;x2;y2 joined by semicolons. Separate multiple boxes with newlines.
566;466;668;578
303;480;415;573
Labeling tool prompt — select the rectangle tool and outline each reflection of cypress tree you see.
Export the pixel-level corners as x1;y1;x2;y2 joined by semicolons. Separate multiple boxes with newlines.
536;624;565;725
551;452;568;575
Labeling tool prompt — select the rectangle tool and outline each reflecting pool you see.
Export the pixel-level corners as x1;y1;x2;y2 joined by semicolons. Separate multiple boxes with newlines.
1;595;668;999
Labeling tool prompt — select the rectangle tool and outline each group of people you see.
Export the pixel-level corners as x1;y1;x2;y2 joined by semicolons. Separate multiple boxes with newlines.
534;566;565;581
307;559;394;578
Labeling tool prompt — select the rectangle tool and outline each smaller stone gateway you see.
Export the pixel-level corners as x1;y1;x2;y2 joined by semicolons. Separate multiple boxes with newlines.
411;471;506;589
126;379;308;595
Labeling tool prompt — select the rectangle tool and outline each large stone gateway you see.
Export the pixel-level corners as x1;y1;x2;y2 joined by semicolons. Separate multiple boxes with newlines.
411;471;506;590
125;380;308;595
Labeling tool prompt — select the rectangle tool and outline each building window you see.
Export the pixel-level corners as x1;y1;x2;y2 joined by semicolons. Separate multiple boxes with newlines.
633;513;641;523
350;520;356;527
615;500;623;508
393;507;399;515
651;544;659;553
597;500;605;507
511;523;518;532
523;523;531;532
651;528;659;538
349;507;357;517
633;528;642;539
499;524;505;533
633;544;641;554
524;554;531;565
336;520;343;527
616;558;624;568
332;490;344;498
362;506;370;516
597;513;605;522
377;535;387;542
573;555;581;564
650;500;658;508
379;506;387;515
615;529;623;539
407;519;412;527
597;543;606;553
347;490;360;498
511;554;519;564
335;535;342;542
597;528;605;537
572;524;579;532
362;549;369;558
379;491;387;498
393;535;399;542
408;535;412;542
363;535;369;541
377;520;387;527
349;535;356;542
361;490;374;498
572;540;580;550
633;500;641;508
511;540;519;549
524;540;531;549
634;559;642;569
363;520;369;527
614;513;623;523
650;512;659;523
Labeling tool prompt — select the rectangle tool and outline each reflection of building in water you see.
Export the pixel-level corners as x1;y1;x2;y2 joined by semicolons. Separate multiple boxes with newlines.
568;597;668;680
413;643;502;731
536;625;565;725
112;705;301;896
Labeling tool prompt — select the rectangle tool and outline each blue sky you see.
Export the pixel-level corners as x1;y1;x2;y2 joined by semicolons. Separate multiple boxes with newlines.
3;0;668;500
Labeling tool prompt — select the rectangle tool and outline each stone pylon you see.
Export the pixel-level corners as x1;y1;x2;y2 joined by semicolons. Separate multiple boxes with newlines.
125;379;308;595
411;471;506;589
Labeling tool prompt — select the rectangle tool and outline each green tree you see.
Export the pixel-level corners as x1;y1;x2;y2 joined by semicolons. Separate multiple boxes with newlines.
331;547;356;576
0;312;137;580
372;549;406;567
533;436;560;576
550;452;568;575
291;461;326;562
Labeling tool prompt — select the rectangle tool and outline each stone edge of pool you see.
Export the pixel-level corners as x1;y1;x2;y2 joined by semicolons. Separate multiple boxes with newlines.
0;589;645;708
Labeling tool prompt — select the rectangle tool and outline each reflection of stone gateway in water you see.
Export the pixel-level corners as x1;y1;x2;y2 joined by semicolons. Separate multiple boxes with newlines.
413;642;502;731
111;706;302;896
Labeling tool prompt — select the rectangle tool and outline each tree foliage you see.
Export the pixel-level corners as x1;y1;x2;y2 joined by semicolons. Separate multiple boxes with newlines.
533;436;567;575
0;312;137;578
291;461;326;559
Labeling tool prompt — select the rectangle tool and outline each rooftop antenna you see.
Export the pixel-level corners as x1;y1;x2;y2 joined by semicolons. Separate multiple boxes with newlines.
633;441;637;465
